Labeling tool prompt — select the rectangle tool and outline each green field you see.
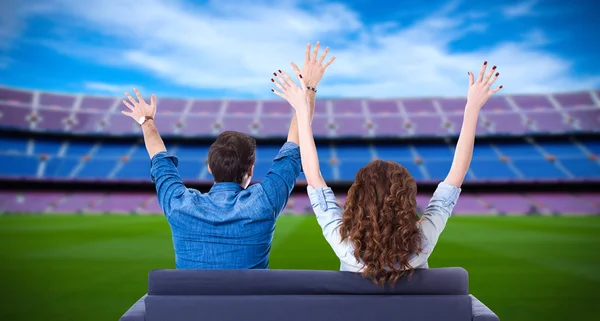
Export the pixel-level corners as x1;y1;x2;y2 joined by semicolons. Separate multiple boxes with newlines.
1;215;599;321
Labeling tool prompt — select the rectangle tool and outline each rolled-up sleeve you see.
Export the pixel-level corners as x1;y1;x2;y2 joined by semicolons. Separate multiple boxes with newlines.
150;152;187;216
419;181;461;256
260;142;302;217
307;186;362;271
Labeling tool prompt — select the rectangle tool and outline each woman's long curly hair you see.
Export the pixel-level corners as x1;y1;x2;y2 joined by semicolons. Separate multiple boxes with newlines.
340;160;422;285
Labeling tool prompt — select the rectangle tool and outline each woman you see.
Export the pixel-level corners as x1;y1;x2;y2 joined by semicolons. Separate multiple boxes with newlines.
272;61;502;284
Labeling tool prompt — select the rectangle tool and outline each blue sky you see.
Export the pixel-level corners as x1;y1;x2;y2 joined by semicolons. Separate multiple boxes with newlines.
0;0;599;99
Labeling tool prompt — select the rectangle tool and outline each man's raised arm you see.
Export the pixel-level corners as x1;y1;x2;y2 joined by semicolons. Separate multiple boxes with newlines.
122;89;185;215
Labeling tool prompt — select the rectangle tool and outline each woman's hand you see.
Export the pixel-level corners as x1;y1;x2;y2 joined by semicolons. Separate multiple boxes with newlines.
271;69;310;116
466;61;503;111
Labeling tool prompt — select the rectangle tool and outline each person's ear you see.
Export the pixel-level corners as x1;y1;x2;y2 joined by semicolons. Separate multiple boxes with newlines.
207;164;212;175
248;164;254;178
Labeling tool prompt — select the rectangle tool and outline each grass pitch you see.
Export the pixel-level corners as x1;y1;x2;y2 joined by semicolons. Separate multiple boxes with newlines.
0;215;599;321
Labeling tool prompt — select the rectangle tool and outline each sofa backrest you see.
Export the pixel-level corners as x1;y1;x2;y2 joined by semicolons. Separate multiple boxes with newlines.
144;268;472;321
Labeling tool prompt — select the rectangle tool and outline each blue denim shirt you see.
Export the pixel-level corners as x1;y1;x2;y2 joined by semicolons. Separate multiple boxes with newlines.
150;142;301;269
307;182;461;272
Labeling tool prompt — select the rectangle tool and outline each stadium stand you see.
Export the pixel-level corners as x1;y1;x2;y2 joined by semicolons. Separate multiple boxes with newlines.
0;86;599;215
0;86;599;137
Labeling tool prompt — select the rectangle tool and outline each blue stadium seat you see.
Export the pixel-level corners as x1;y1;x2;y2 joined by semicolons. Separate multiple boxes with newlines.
469;160;518;179
560;158;600;178
65;141;94;156
115;159;151;180
45;157;79;177
336;145;373;161
538;142;586;157
512;159;569;179
423;159;453;180
177;160;203;180
34;139;63;155
174;145;210;160
95;142;133;157
415;144;454;159
77;159;117;178
0;155;38;176
0;137;28;154
496;143;540;157
582;141;600;154
374;145;413;161
472;143;498;158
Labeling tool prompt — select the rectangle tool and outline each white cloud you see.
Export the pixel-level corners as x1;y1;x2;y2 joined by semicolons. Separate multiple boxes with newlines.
5;0;600;98
83;81;142;95
502;0;538;19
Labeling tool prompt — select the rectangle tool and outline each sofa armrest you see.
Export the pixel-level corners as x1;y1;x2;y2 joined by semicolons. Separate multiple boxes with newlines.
470;294;500;321
119;294;147;321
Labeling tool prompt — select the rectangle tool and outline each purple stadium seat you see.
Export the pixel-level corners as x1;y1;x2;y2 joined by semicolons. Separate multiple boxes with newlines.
0;103;31;128
181;115;217;135
221;116;254;134
408;115;443;135
314;100;328;115
438;98;467;113
527;111;575;133
483;194;534;214
262;101;291;115
190;100;222;114
334;116;368;136
568;109;600;131
0;192;63;213
371;115;409;136
80;96;115;111
486;96;512;111
446;114;488;135
53;193;105;213
331;99;363;115
157;98;187;113
103;113;137;135
402;98;437;114
138;195;162;214
367;100;399;114
291;195;313;213
257;115;291;136
71;111;102;132
485;112;530;134
39;93;75;109
36;108;70;131
312;115;331;136
529;194;599;214
87;193;150;213
227;101;257;115
452;195;493;214
0;87;33;105
553;92;595;108
154;115;181;135
511;94;553;110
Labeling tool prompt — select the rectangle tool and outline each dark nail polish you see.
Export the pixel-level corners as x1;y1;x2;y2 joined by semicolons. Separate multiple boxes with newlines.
495;72;499;76
271;89;274;92
271;78;274;82
299;74;303;78
273;72;277;76
492;65;497;70
483;61;487;65
278;70;282;73
499;85;503;89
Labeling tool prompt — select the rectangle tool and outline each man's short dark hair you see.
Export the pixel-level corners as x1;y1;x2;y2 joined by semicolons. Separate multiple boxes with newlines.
208;131;257;184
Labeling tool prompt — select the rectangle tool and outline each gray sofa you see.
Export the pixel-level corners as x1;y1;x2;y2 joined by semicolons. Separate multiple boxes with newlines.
120;268;499;321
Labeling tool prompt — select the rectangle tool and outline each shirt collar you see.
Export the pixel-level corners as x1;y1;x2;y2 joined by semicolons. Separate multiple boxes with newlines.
210;182;244;193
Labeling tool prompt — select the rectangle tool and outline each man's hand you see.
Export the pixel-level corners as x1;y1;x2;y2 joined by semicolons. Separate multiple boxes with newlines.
466;61;503;111
290;41;336;88
122;88;157;122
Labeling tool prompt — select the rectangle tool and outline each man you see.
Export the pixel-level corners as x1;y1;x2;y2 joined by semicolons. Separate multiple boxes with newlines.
121;42;335;269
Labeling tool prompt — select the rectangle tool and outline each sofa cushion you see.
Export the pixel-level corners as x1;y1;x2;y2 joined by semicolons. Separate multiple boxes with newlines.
148;268;468;296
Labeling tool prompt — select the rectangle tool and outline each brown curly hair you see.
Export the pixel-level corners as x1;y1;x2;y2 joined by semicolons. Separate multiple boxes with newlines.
340;160;422;285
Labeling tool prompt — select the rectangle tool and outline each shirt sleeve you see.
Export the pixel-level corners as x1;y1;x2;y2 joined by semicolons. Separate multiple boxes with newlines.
259;142;302;217
418;181;461;257
307;186;363;271
150;152;187;217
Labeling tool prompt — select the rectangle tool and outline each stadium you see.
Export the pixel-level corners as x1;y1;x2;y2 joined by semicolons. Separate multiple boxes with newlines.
1;84;599;321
